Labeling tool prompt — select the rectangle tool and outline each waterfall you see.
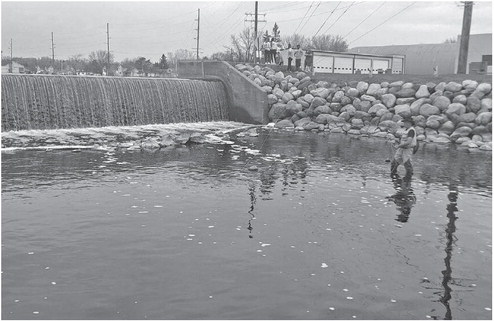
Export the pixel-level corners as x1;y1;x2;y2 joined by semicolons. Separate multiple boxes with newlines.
1;75;230;131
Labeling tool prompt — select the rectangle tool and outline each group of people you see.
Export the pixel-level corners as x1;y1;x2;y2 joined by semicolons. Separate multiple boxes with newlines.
262;38;281;65
262;38;313;73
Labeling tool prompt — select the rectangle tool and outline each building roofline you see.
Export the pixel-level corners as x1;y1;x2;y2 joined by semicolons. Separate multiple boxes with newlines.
311;50;405;59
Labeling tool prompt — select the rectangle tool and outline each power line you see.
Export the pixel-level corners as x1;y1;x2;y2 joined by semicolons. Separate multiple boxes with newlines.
343;1;385;39
313;2;341;37
299;2;321;33
348;2;416;45
322;1;356;35
294;1;314;34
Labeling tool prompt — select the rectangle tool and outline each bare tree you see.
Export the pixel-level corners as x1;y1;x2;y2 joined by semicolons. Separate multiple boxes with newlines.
281;33;310;49
166;49;196;67
228;27;261;63
309;34;348;52
88;50;114;74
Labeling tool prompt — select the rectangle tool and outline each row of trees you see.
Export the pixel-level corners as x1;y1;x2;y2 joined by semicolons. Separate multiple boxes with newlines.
210;25;349;63
1;48;199;76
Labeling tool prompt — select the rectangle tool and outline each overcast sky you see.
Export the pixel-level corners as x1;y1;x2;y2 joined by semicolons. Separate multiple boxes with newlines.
1;0;492;62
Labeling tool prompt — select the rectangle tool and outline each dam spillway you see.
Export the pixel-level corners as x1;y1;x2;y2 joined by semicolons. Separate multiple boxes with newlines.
1;74;229;131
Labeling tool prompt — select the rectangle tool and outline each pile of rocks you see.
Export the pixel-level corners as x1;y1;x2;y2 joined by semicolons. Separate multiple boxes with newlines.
236;63;492;151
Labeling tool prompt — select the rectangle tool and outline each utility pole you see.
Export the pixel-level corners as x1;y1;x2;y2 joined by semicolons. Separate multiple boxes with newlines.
107;23;110;74
195;9;200;60
245;6;266;64
254;1;258;64
51;32;55;67
9;38;13;73
457;1;473;74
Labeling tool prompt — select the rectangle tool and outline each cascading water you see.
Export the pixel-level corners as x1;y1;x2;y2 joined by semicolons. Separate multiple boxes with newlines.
1;74;230;131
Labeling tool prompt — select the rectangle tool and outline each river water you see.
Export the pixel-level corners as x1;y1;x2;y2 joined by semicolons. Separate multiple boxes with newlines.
2;130;492;320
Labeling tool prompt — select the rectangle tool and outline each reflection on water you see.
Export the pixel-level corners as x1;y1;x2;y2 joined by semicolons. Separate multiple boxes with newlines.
2;131;491;320
387;175;417;223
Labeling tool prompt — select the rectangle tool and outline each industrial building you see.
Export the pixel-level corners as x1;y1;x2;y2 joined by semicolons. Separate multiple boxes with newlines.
349;33;492;75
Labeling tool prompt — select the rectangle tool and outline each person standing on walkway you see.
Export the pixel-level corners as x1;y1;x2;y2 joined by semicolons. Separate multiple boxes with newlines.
263;38;271;64
391;117;416;178
304;49;313;72
294;45;304;71
286;44;294;72
269;38;277;64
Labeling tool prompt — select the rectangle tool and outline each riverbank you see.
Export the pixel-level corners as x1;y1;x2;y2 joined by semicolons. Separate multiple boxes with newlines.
236;63;492;152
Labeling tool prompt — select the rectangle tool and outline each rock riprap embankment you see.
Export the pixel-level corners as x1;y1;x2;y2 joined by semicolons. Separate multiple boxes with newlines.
236;63;492;151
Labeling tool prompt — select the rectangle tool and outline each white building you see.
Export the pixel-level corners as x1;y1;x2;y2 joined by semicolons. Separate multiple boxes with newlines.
1;61;25;74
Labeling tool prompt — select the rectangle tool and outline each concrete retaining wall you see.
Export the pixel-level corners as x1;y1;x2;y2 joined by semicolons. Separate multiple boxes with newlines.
177;60;269;124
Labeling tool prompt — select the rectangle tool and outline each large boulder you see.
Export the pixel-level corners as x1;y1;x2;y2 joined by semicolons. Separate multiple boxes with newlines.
420;104;441;117
366;83;382;96
310;97;326;109
396;98;416;105
438;121;456;135
445;81;463;92
315;114;340;124
314;105;332;115
297;78;312;91
453;95;467;104
435;82;446;92
275;119;294;128
291;90;302;99
395;88;416;98
330;103;342;112
361;94;377;102
357;81;369;94
296;98;310;109
311;87;331;99
302;94;314;104
381;94;397;108
481;98;492;111
445;103;466;116
368;103;387;116
347;87;359;98
282;92;294;103
433;96;451;111
268;103;288;121
395;104;412;118
267;94;278;105
426;116;442;129
272;88;285;99
296;71;307;80
332;90;345;102
378;120;399;134
274;71;285;81
341;104;357;116
389;81;404;87
474;83;492;96
459;112;477;123
341;96;352;106
450;126;473;140
415;85;430;98
351;118;365;129
354;111;371;120
286;101;303;116
462;79;478;91
476;112;492;125
467;96;482;113
294;117;312;127
358;100;372;113
410;98;429;116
